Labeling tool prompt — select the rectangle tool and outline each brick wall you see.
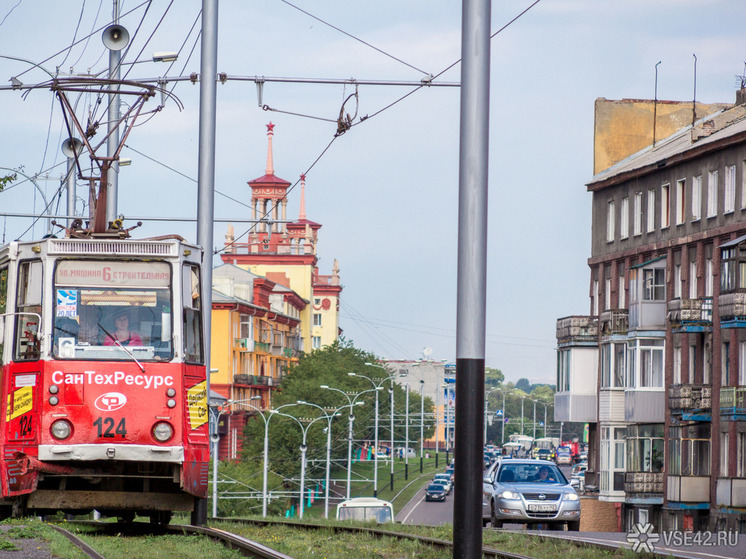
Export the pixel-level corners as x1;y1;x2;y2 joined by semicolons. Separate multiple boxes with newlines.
580;497;620;532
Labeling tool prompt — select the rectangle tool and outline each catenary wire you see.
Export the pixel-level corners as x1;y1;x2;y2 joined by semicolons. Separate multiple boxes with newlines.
57;0;87;70
67;0;105;70
278;0;430;77
0;0;22;27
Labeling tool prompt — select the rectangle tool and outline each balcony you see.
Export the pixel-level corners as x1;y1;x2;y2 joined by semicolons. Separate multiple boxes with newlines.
669;384;712;420
716;478;746;507
625;472;663;496
255;341;270;353
234;374;254;385
554;392;597;423
234;337;255;352
719;292;746;322
667;475;710;503
599;389;625;423
599;309;629;336
667;298;713;331
719;386;746;420
625;389;665;423
556;316;598;345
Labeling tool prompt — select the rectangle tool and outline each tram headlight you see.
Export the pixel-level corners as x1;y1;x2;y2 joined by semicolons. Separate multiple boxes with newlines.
152;421;173;442
51;420;72;440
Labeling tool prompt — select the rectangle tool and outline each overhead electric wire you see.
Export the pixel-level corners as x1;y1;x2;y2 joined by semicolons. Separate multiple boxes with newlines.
67;0;105;70
278;0;430;77
351;0;543;127
57;0;87;70
0;0;22;27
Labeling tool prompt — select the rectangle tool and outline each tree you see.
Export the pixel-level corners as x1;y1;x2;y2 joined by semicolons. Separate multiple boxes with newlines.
484;367;504;389
515;377;531;393
240;339;434;482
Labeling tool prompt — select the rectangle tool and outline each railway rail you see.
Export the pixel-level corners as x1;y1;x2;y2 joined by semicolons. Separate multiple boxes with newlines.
59;517;711;559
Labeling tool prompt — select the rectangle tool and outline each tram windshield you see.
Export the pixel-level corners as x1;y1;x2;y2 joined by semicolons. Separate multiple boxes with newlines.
53;260;173;361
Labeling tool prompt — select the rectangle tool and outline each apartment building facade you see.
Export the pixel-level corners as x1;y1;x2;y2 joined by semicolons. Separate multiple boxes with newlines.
556;90;746;533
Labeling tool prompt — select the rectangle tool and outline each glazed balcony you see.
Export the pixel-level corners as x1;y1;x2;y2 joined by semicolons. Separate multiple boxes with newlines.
667;475;710;503
716;478;746;507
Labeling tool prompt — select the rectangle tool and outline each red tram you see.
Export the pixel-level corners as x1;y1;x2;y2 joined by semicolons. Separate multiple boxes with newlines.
0;234;209;523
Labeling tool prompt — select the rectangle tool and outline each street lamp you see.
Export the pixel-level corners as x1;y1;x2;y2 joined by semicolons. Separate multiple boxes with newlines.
231;398;297;517
419;379;425;473
351;365;396;497
321;384;381;499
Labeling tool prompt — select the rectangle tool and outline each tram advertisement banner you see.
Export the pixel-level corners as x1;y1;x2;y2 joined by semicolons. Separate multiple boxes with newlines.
55;261;170;288
187;381;208;430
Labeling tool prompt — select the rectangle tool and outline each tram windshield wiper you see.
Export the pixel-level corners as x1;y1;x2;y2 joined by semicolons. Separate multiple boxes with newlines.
98;323;146;373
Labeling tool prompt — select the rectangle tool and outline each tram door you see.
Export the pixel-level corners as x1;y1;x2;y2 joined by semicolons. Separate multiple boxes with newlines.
4;261;42;494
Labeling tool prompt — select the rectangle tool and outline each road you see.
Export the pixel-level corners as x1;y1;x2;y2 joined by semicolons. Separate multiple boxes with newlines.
395;462;745;559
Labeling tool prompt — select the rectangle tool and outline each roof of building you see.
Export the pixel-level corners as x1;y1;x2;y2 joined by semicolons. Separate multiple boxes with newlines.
588;104;746;190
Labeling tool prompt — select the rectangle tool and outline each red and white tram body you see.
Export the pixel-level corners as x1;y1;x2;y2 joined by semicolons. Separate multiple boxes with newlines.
0;236;208;521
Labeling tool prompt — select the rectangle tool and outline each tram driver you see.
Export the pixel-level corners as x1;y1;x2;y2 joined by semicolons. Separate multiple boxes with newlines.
104;308;143;347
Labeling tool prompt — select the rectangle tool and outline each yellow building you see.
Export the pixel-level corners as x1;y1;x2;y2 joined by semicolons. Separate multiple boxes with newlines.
210;264;305;459
221;122;342;352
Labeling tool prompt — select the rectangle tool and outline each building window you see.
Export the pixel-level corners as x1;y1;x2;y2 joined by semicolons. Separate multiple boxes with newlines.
643;268;665;301
621;197;629;239
725;164;736;213
661;183;670;228
692;175;702;220
669;424;710;476
673;346;682;384
740;342;746;385
742;161;746;209
601;342;626;388
722;341;730;386
707;170;718;217
607;200;615;242
627;424;664;473
593;279;599;315
600;426;627;493
689;344;696;384
676;179;686;225
312;336;321;350
619;267;626;308
721;432;729;477
313;313;322;326
605;278;611;311
706;258;713;297
634;192;643;235
738;432;746;478
557;348;571;391
647;189;656;232
628;338;664;388
689;261;698;299
674;264;681;299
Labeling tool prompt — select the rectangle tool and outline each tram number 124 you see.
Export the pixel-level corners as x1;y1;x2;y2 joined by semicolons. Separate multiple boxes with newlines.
93;417;127;438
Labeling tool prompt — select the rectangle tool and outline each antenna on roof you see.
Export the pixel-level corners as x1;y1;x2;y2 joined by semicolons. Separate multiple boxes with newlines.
692;54;697;128
653;61;661;147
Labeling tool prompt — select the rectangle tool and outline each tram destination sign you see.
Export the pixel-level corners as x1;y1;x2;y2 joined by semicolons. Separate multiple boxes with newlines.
55;261;170;288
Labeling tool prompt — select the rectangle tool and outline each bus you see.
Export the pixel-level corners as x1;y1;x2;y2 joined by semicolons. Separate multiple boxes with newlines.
336;497;394;523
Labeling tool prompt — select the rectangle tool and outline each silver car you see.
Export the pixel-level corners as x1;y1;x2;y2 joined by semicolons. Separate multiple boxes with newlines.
482;459;581;530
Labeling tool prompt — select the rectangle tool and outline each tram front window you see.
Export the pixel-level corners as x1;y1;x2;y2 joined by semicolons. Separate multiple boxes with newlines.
53;260;173;361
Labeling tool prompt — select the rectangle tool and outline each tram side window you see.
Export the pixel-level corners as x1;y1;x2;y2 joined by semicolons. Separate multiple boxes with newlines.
182;264;203;364
15;261;42;361
0;266;7;361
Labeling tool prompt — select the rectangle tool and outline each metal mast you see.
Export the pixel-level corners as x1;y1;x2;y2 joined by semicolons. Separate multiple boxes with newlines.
454;0;491;556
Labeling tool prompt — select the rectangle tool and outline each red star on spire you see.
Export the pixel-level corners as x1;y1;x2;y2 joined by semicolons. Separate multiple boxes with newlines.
266;122;275;133
300;174;306;181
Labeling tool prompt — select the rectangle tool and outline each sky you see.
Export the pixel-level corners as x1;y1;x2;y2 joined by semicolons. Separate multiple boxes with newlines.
2;0;746;385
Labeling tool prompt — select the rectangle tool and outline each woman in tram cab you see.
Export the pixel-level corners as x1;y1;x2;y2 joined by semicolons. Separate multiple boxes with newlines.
103;308;143;346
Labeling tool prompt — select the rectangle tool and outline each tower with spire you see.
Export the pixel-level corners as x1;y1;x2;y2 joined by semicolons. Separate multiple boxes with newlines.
221;123;342;353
